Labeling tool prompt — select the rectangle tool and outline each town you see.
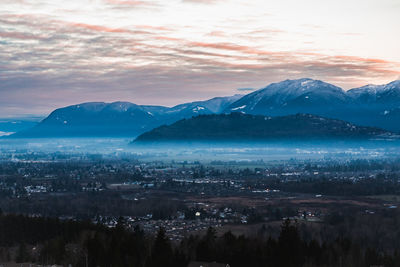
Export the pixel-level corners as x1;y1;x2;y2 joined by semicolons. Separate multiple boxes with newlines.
1;152;400;244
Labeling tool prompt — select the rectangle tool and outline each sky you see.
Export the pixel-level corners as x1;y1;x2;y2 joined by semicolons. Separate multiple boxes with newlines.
1;0;400;116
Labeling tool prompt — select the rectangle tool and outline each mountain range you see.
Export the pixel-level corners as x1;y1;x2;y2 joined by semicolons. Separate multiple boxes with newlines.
226;79;400;132
9;78;400;138
133;113;395;143
10;95;242;137
0;116;43;137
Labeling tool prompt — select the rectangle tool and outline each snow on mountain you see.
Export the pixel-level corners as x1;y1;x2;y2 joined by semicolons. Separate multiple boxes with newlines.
9;79;400;138
255;78;346;101
348;80;400;105
224;79;400;132
12;95;243;137
226;78;349;115
200;94;243;113
348;84;383;96
167;94;243;115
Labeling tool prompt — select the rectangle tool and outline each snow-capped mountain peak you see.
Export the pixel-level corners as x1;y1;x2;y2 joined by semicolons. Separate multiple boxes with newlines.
226;78;348;114
252;78;345;100
348;80;400;104
11;79;400;138
384;80;400;91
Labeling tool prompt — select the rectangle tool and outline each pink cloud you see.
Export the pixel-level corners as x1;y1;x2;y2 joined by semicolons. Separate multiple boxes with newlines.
103;0;160;9
1;9;400;115
189;41;276;56
105;0;151;6
182;0;220;4
70;23;129;33
0;31;44;40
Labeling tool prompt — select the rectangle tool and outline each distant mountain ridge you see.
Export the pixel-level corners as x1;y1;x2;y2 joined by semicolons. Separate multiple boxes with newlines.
134;113;395;143
0;116;43;137
11;95;242;137
347;80;400;105
9;78;400;138
227;79;349;116
225;79;400;132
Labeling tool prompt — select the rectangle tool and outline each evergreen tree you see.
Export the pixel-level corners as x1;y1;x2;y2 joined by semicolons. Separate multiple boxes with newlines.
278;219;304;267
147;228;174;267
16;243;30;263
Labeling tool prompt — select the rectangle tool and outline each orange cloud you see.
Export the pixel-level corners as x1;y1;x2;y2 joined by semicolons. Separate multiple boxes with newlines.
189;41;274;56
71;23;129;33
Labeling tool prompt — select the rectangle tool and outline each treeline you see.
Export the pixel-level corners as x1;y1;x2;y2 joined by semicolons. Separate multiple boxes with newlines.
303;158;400;172
1;192;185;220
279;178;400;196
0;213;399;266
247;177;400;196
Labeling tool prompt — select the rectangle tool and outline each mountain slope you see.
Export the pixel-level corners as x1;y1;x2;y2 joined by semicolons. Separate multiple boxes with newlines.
11;101;163;137
341;80;400;131
134;113;394;142
0;116;43;136
348;80;400;106
226;78;350;116
11;95;241;138
225;79;400;132
160;94;242;124
8;78;400;138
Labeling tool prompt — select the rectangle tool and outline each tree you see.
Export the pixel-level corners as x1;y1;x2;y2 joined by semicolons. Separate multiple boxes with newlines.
196;227;217;262
278;219;304;267
147;228;174;267
16;243;30;263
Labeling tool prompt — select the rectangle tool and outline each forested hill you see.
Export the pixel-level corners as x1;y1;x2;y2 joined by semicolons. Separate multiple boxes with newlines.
134;113;394;142
0;213;397;266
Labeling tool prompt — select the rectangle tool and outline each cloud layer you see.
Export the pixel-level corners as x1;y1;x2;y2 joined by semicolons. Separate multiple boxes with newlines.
0;0;399;115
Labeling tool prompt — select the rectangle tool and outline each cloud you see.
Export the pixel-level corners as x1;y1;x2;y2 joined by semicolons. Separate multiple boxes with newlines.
1;0;399;116
237;88;256;91
182;0;220;4
189;41;274;56
0;31;44;40
105;0;147;5
104;0;158;8
70;23;129;33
